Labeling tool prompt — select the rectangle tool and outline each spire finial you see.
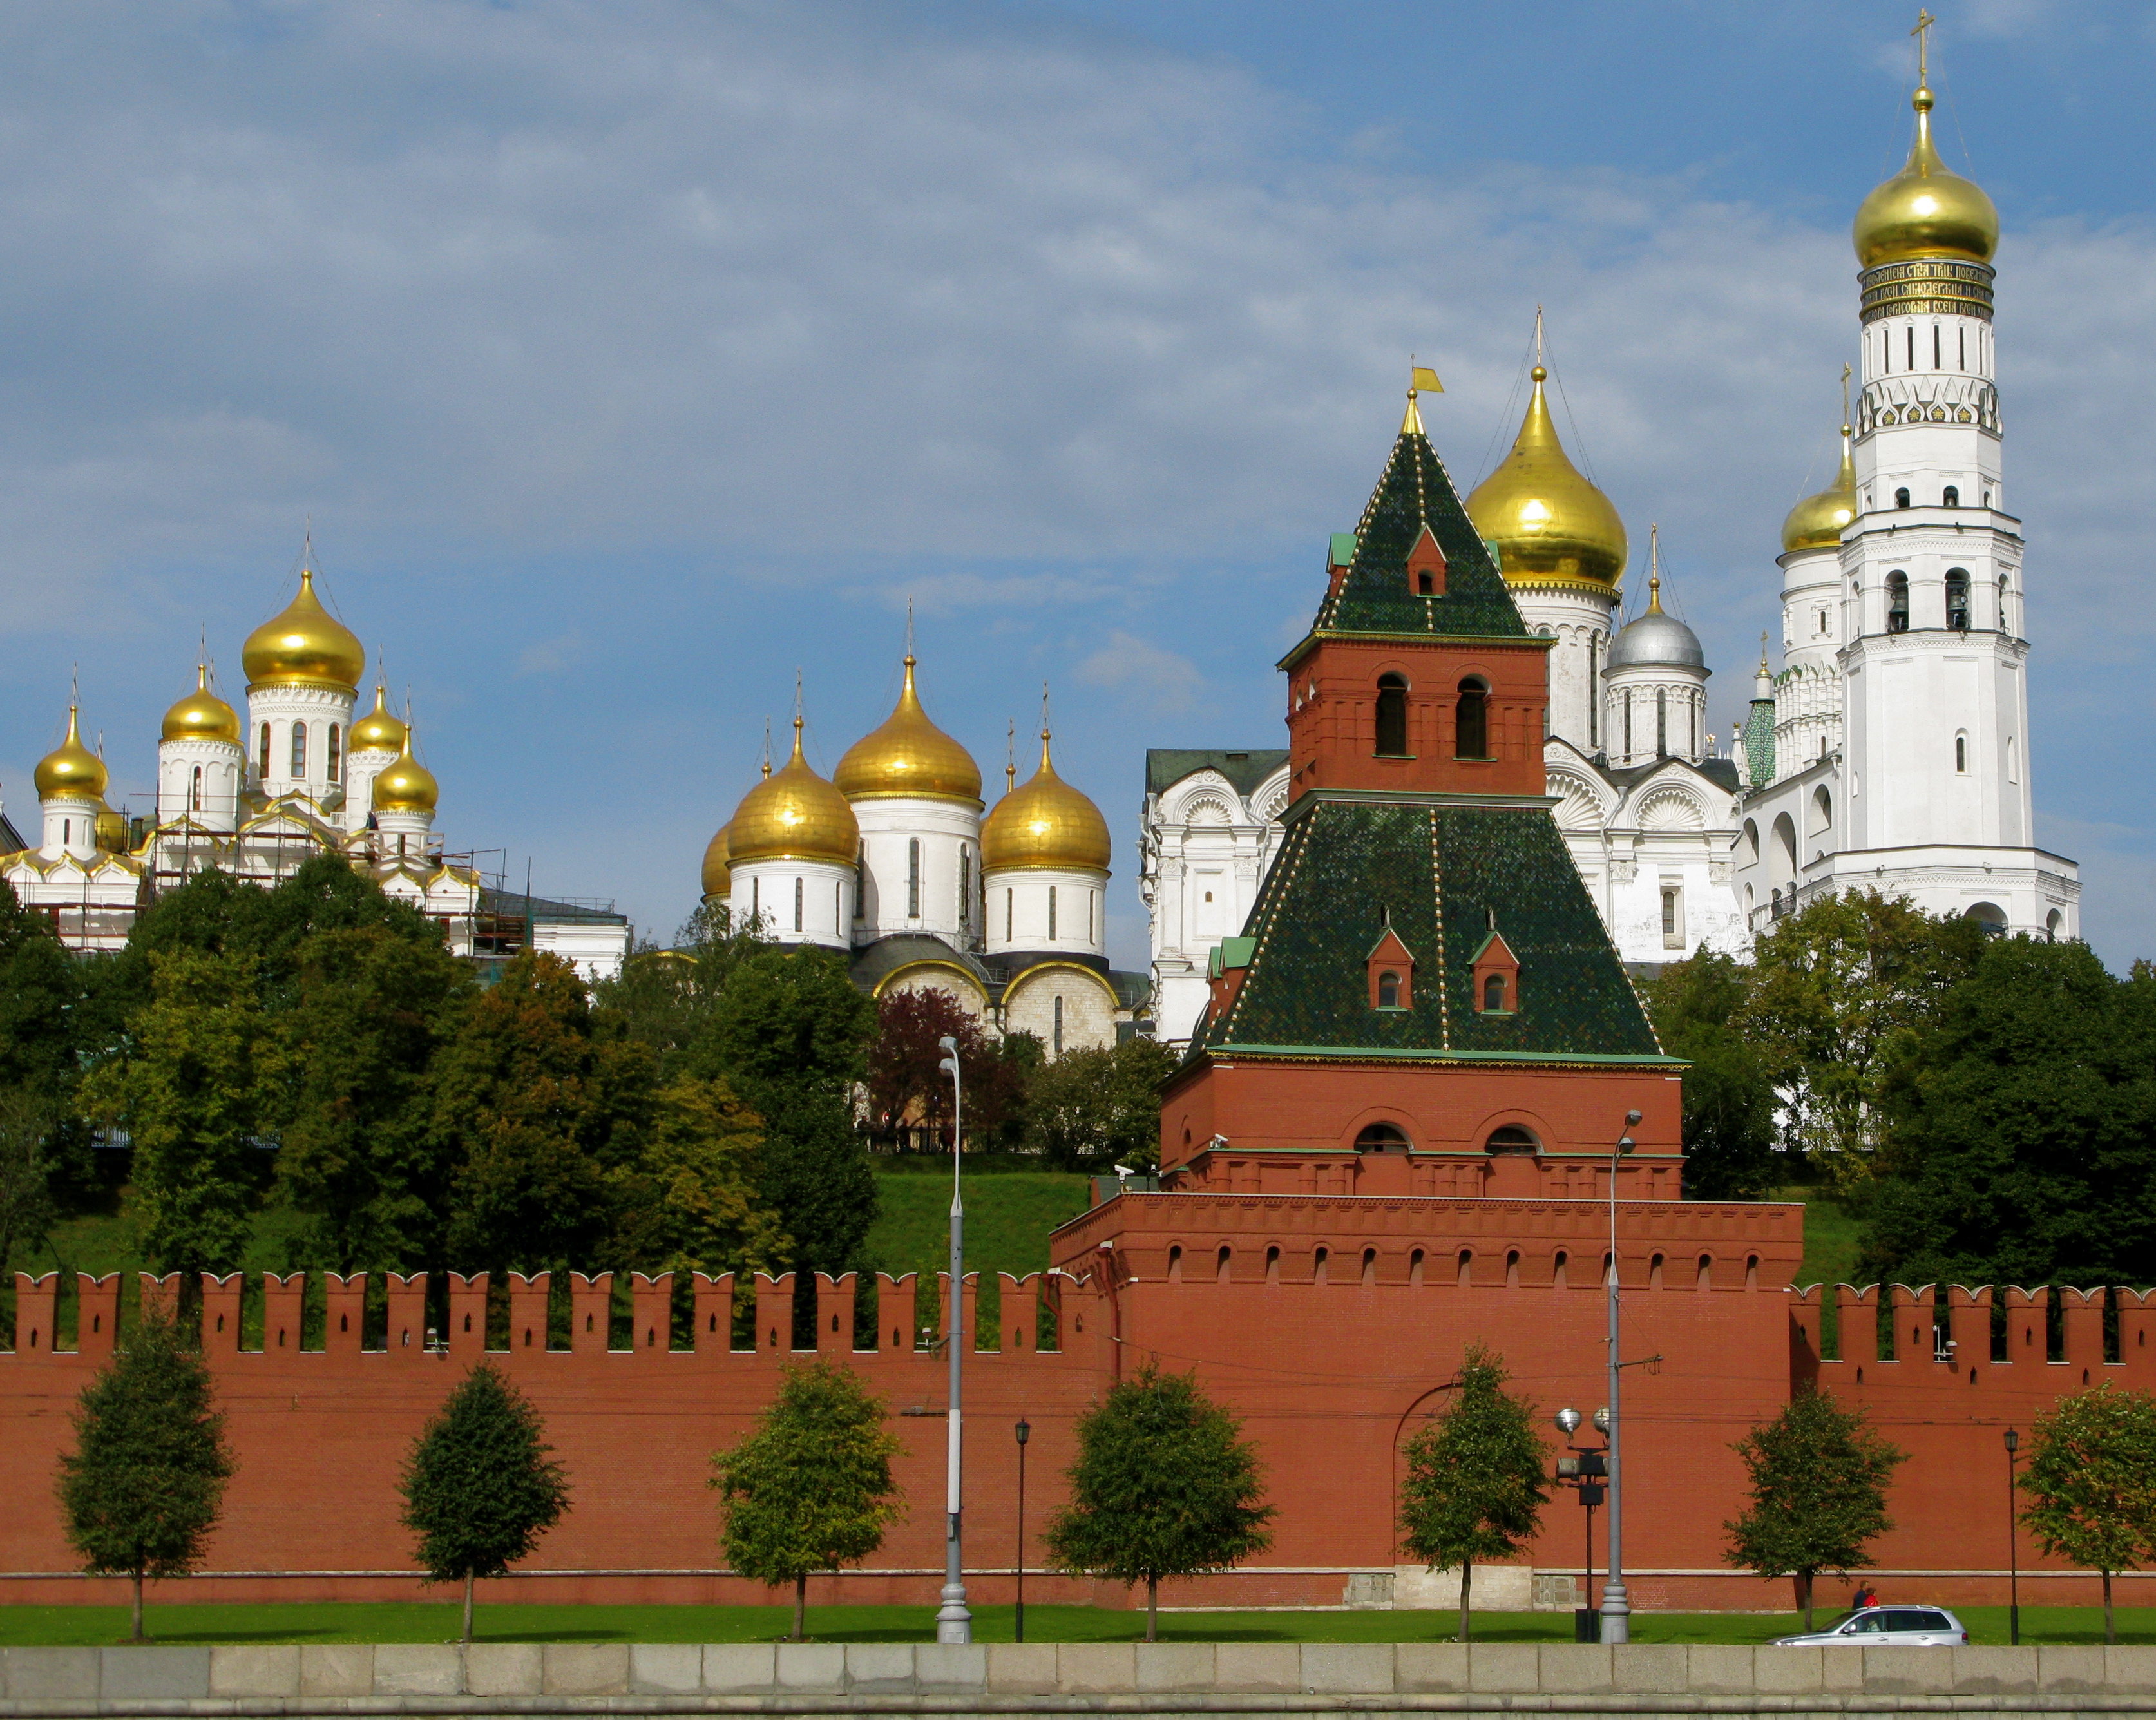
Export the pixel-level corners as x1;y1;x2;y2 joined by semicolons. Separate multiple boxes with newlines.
1760;629;1771;671
1647;524;1662;613
761;718;772;779
904;597;915;667
1912;8;1934;87
1039;683;1054;770
1006;720;1016;795
1402;355;1442;435
1535;305;1544;367
1840;361;1853;435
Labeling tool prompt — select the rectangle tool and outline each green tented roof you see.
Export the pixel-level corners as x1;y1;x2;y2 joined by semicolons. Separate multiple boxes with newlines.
1302;426;1531;644
1195;798;1664;1062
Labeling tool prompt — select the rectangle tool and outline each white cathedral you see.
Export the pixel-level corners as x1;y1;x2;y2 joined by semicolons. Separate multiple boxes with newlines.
2;563;631;979
699;658;1151;1056
1143;52;2079;1047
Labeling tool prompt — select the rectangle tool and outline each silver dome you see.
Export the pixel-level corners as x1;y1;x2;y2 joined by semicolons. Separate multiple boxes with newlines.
1606;606;1704;672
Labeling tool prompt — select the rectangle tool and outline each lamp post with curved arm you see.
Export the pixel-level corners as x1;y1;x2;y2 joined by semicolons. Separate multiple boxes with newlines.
934;1035;971;1645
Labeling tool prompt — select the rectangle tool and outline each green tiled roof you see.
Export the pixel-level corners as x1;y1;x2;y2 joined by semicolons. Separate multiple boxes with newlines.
1145;748;1289;798
1197;799;1664;1062
1305;426;1530;644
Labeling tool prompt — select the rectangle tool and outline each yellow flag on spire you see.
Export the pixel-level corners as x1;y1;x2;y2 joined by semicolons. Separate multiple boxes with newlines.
1410;366;1442;395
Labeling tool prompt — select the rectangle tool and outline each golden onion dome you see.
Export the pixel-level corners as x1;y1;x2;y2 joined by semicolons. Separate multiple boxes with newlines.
371;728;439;814
35;706;108;801
981;731;1111;875
1853;86;1999;270
729;718;860;866
1782;427;1860;553
350;683;408;753
834;656;983;805
1465;367;1628;588
701;821;732;901
161;665;242;745
242;568;366;691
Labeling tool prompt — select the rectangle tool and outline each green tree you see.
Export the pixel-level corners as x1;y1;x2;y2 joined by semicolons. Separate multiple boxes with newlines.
1723;1388;1907;1630
1862;937;2156;1286
695;946;880;1299
1044;1361;1275;1639
596;904;772;1080
1735;890;1982;1190
434;952;654;1273
276;924;475;1271
612;1076;790;1279
1027;1037;1178;1172
0;1087;60;1281
53;1311;234;1641
1397;1341;1549;1642
2018;1383;2156;1644
400;1361;572;1644
1642;952;1780;1200
80;950;285;1279
709;1359;906;1641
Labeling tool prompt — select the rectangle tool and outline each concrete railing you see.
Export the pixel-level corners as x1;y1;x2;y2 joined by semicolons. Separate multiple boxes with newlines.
8;1643;2156;1713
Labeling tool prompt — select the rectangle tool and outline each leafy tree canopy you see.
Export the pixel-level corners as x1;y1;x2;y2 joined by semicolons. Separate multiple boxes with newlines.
864;989;1022;1148
2018;1382;2156;1644
55;1311;234;1640
1642;952;1780;1201
1027;1037;1178;1172
1862;937;2156;1288
400;1361;571;1643
1723;1387;1906;1630
1044;1360;1275;1639
1397;1341;1549;1641
709;1359;905;1640
612;1075;790;1281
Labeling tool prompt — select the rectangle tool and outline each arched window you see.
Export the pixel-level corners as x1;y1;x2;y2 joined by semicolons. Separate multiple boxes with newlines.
1005;888;1013;942
1047;884;1058;940
258;723;272;780
959;848;971;929
1355;1123;1409;1153
1483;973;1507;1013
290;721;307;776
793;876;803;932
1998;576;2012;635
907;837;921;918
1053;994;1064;1056
1655;687;1668;756
1955;733;1968;774
2046;909;2064;942
1455;678;1488;759
1485;1126;1537;1154
1377;970;1401;1009
1894;486;1911;510
191;765;202;812
1945;568;1970;631
855;844;867;921
1374;673;1408;756
1886;571;1909;633
2007;735;2018;783
1810;785;1833;834
1943;484;1960;508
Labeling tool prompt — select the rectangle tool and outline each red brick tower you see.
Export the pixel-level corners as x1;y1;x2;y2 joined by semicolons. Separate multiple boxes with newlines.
1159;389;1685;1200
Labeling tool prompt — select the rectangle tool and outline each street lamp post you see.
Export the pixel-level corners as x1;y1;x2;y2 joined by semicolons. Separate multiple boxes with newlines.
1554;1408;1607;1642
1015;1419;1032;1643
2004;1427;2020;1646
935;1035;971;1645
1601;1110;1641;1646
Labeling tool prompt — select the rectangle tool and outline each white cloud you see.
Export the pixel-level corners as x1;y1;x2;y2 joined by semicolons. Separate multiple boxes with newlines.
1076;629;1203;714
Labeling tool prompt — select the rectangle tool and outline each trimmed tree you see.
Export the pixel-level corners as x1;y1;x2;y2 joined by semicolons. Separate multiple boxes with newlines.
1397;1342;1550;1642
709;1359;905;1641
1724;1388;1907;1629
1044;1361;1275;1641
2018;1382;2156;1644
400;1362;572;1643
53;1311;234;1641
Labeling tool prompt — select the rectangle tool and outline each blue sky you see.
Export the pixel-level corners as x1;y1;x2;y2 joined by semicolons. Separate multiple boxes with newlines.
1;0;2150;969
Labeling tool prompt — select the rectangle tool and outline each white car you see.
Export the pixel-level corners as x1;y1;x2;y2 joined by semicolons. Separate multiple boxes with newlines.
1772;1606;1968;1647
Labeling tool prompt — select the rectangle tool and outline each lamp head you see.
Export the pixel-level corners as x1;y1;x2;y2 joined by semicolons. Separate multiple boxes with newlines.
939;1035;958;1053
1015;1418;1031;1446
939;1057;959;1078
1592;1406;1611;1434
1617;1136;1636;1154
1556;1408;1583;1435
2004;1427;2019;1454
1625;1110;1642;1126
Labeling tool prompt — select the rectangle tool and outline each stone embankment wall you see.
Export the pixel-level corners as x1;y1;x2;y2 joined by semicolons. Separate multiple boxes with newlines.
6;1642;2156;1717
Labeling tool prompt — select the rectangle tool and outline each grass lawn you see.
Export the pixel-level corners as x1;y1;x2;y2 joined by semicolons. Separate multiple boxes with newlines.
0;1601;2147;1647
865;1165;1091;1284
1788;1189;1860;1292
